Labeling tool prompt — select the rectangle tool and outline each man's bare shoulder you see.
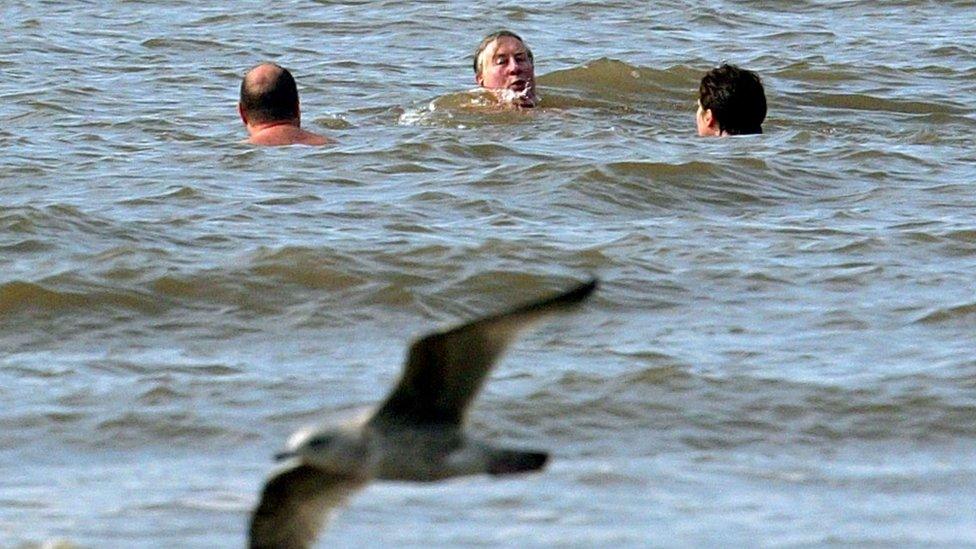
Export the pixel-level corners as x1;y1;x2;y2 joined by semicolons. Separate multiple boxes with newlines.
248;126;334;147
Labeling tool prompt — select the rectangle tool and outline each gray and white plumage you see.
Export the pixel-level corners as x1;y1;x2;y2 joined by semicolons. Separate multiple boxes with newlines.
249;279;597;549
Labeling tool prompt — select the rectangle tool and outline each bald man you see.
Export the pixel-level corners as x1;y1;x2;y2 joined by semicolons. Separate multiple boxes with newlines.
238;63;332;146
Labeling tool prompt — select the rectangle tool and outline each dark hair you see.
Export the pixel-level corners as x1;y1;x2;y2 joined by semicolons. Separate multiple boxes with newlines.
699;64;766;135
472;30;534;76
239;63;299;124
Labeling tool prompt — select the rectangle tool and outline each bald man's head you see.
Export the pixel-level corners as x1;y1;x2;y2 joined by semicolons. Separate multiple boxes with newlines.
239;63;300;124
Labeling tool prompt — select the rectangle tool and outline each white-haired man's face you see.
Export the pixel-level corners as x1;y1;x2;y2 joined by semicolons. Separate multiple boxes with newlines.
476;36;536;107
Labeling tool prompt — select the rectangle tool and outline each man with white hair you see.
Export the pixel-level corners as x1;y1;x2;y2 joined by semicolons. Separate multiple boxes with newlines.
472;30;538;108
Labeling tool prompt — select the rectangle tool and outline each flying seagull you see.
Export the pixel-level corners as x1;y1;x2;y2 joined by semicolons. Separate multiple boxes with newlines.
249;278;597;549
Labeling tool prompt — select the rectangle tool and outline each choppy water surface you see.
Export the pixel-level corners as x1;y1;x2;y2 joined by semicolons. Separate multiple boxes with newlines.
2;0;976;547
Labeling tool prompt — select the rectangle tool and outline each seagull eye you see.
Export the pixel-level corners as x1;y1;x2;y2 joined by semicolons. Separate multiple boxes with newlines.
308;435;334;448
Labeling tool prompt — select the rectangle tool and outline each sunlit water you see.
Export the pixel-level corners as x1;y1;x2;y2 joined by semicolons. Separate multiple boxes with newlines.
2;0;975;547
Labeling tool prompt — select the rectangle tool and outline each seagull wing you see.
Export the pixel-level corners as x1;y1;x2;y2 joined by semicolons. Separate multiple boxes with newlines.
370;278;597;428
249;463;365;549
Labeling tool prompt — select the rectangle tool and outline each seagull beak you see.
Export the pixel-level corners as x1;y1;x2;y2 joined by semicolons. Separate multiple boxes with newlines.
274;451;297;461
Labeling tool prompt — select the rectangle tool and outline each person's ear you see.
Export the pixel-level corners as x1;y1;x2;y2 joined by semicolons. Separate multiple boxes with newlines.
475;72;484;86
702;108;714;128
703;108;722;135
238;102;248;125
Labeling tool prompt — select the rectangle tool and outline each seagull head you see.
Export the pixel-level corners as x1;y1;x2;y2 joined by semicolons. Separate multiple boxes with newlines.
278;418;376;478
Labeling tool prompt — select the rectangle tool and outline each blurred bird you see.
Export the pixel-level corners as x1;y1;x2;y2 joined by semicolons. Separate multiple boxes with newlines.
249;278;598;549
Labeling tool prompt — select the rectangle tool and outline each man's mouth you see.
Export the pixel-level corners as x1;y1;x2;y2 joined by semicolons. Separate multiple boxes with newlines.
492;80;538;107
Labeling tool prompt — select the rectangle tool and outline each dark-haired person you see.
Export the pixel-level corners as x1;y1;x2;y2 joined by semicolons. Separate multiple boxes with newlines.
473;30;537;108
238;63;332;146
696;64;766;137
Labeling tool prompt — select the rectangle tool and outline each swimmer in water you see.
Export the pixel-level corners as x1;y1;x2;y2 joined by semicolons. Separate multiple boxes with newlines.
238;63;333;146
695;64;767;137
472;30;538;108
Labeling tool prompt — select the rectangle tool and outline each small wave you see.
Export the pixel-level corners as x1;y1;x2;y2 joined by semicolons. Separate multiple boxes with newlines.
311;115;353;130
6;411;87;430
138;385;189;405
23;98;80;115
131;245;479;317
808;92;966;115
139;37;228;50
91;359;242;377
247;246;367;291
0;204;116;242
451;271;584;308
117;185;208;206
941;229;976;243
487;365;976;452
774;61;862;83
254;194;323;206
541;58;690;98
915;301;976;325
0;280;161;315
94;412;250;448
0;238;53;253
568;159;779;211
189;13;237;25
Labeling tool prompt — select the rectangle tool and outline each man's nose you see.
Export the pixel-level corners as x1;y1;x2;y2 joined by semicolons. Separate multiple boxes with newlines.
507;59;523;73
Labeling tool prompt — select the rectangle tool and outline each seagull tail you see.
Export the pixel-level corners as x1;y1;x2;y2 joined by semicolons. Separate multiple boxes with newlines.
487;448;549;476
